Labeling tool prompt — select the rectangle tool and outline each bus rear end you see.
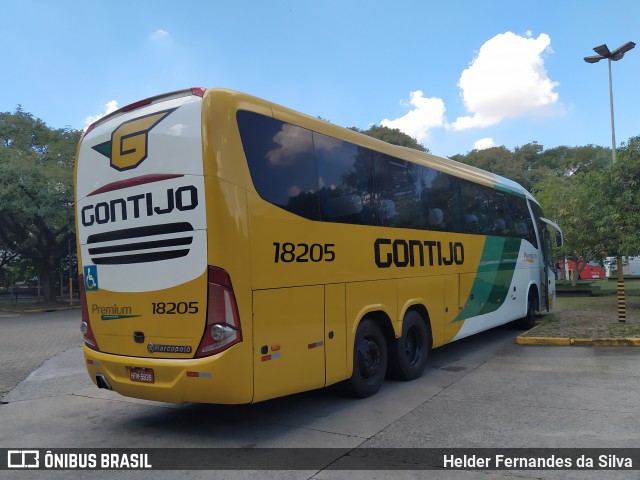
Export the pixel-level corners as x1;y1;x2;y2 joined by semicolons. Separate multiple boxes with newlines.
75;88;250;404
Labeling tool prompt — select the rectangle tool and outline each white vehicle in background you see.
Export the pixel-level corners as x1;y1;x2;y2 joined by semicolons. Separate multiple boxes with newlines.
604;256;640;278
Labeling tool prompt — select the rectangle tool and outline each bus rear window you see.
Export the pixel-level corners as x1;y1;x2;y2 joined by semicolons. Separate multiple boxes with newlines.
237;110;320;220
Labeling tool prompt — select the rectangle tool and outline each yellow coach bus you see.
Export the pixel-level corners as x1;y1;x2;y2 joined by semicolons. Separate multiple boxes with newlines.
75;88;562;404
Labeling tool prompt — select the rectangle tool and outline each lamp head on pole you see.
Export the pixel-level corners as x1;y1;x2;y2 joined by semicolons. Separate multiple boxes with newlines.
584;55;603;63
593;44;611;57
610;41;636;60
584;41;635;63
582;40;635;165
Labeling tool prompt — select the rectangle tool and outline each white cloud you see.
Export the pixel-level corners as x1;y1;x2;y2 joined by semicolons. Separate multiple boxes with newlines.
450;32;559;131
380;90;446;142
83;100;118;130
473;137;497;150
151;29;169;41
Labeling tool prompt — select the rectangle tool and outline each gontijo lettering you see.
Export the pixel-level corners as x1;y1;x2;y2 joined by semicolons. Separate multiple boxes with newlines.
374;238;465;268
81;185;198;227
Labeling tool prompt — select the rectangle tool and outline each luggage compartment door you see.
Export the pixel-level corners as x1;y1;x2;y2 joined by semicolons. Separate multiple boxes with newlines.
253;286;325;402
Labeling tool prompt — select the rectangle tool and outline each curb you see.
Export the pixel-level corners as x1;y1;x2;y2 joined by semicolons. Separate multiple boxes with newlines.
515;320;640;346
516;336;570;346
0;305;80;314
516;335;640;346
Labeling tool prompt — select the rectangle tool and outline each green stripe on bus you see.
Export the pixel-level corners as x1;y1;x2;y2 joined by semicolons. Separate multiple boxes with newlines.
494;183;525;197
454;237;520;322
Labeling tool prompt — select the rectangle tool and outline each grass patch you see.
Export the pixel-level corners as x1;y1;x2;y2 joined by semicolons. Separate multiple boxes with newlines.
524;279;640;339
591;278;640;296
556;282;596;290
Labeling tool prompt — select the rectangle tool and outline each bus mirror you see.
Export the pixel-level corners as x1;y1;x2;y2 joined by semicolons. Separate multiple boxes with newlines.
540;217;563;248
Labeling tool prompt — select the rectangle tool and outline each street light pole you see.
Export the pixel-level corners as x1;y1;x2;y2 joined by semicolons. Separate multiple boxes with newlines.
606;57;617;163
584;41;635;322
584;41;635;164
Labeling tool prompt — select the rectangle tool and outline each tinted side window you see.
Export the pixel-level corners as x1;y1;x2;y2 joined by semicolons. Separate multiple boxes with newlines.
237;110;320;220
529;200;546;249
485;190;511;236
459;180;489;234
373;153;429;229
423;167;460;232
511;196;537;247
315;133;377;225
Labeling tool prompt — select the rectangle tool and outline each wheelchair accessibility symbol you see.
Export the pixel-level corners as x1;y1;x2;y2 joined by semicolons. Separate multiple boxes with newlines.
83;265;99;291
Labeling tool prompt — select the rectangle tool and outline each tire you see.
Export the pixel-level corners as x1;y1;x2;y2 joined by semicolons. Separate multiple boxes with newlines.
515;296;537;330
388;310;430;381
343;319;388;398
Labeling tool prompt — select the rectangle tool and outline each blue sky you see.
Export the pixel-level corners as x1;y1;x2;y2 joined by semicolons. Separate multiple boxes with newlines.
2;0;639;157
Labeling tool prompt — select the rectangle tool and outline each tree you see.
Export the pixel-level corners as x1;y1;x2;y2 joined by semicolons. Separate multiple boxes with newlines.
451;144;546;191
0;107;81;302
351;125;428;152
452;143;611;194
592;137;640;321
539;145;611;177
603;137;640;255
536;171;609;286
451;146;519;181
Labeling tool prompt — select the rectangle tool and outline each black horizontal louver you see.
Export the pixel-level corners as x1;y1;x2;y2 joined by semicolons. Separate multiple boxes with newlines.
87;222;194;265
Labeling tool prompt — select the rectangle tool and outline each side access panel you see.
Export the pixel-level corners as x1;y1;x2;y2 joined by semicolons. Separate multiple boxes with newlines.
253;286;325;402
325;283;347;386
443;274;461;343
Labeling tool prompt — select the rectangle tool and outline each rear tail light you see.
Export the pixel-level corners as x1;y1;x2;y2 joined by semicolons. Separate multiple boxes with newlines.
195;266;242;358
121;98;152;112
191;87;206;97
78;274;100;351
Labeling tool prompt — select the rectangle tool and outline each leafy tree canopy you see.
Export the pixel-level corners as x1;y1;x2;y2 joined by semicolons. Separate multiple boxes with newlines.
0;107;81;300
350;125;428;152
603;136;640;256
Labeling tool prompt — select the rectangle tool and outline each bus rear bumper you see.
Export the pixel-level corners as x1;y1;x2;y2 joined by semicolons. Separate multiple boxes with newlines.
82;345;252;404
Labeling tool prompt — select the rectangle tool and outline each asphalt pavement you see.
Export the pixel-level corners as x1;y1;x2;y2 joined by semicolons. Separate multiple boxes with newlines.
0;309;82;399
1;310;640;479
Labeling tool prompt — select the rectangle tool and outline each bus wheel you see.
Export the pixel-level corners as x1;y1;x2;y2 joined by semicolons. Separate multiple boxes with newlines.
344;319;388;398
388;310;430;381
515;297;537;330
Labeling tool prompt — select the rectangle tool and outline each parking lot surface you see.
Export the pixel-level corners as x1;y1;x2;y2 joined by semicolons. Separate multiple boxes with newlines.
1;310;639;479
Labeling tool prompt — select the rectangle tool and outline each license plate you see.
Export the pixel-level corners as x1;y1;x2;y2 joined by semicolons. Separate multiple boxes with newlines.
129;367;154;384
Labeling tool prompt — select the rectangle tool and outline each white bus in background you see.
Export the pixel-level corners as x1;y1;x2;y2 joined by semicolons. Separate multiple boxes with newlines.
604;256;640;278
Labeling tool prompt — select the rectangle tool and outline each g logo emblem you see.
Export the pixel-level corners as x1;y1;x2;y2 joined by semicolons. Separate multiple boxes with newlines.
92;108;176;171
